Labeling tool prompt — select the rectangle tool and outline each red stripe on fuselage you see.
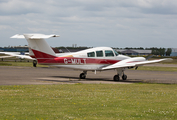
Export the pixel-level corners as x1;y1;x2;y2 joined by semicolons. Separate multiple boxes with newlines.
32;49;57;58
37;57;120;65
31;49;121;65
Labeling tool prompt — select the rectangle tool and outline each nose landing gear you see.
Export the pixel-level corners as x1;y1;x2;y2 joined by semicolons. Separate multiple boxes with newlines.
113;74;127;81
122;74;127;80
113;75;120;81
113;69;127;81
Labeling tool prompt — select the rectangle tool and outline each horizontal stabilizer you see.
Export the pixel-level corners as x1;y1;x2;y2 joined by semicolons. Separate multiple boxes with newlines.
11;34;60;39
11;34;25;39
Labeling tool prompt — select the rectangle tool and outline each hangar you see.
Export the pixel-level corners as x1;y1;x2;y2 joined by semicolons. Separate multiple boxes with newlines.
116;49;152;56
171;48;177;56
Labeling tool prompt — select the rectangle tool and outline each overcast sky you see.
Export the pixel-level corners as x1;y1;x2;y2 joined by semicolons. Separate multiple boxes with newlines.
0;0;177;48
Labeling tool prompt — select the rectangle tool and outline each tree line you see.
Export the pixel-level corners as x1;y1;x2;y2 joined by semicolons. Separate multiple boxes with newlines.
117;47;172;56
150;47;172;56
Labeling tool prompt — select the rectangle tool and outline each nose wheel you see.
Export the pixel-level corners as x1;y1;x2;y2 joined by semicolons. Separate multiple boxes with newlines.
113;69;127;81
113;75;120;81
113;74;127;81
122;74;127;80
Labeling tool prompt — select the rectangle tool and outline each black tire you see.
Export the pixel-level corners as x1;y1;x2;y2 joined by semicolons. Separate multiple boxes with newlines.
122;74;127;80
33;60;37;67
80;73;86;79
113;75;120;81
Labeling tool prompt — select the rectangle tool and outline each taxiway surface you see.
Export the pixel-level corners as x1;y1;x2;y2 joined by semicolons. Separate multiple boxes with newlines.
0;66;177;85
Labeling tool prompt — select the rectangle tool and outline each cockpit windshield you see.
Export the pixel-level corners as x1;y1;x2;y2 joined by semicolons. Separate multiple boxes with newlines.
113;49;119;56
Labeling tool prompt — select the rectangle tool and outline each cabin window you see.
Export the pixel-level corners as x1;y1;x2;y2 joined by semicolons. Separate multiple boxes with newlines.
113;49;119;56
87;52;95;57
105;50;114;57
96;50;103;57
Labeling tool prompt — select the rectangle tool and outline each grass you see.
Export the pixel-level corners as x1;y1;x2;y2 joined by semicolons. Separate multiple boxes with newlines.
0;84;177;120
0;56;35;67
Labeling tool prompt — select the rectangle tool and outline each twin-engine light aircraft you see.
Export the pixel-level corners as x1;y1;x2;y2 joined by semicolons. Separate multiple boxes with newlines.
11;34;171;81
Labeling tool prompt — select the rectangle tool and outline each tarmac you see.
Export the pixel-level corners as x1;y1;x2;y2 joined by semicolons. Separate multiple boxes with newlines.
0;65;177;85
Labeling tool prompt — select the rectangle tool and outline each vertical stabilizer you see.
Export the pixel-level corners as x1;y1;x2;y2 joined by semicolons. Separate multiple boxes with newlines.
11;34;59;59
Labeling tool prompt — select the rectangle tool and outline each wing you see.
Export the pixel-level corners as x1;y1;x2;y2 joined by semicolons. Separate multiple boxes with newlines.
0;52;20;56
0;52;35;60
13;54;35;60
102;58;172;70
0;56;14;58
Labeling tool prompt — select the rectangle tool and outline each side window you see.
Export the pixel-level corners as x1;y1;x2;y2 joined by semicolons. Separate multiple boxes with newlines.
96;50;103;57
87;52;95;57
105;50;114;57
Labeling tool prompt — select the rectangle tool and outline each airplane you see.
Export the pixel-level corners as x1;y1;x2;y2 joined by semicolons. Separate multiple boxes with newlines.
0;47;67;67
11;34;172;81
0;51;38;66
0;51;34;60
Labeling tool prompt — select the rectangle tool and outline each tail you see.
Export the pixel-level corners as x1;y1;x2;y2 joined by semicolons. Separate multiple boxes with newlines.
11;34;60;62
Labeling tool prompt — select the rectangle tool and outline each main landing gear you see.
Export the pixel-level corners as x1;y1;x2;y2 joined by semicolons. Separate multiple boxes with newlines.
80;71;87;79
113;74;127;81
33;60;37;67
79;69;127;81
113;69;127;81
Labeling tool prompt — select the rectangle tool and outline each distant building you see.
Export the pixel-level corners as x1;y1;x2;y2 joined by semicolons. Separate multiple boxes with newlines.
0;46;60;53
116;49;152;56
0;46;28;52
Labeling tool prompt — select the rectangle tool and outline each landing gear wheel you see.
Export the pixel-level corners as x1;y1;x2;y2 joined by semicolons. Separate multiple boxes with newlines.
113;75;120;81
80;73;86;79
33;60;37;67
122;74;127;80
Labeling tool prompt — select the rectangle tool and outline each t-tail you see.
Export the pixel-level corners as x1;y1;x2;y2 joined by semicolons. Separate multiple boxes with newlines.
11;34;60;63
